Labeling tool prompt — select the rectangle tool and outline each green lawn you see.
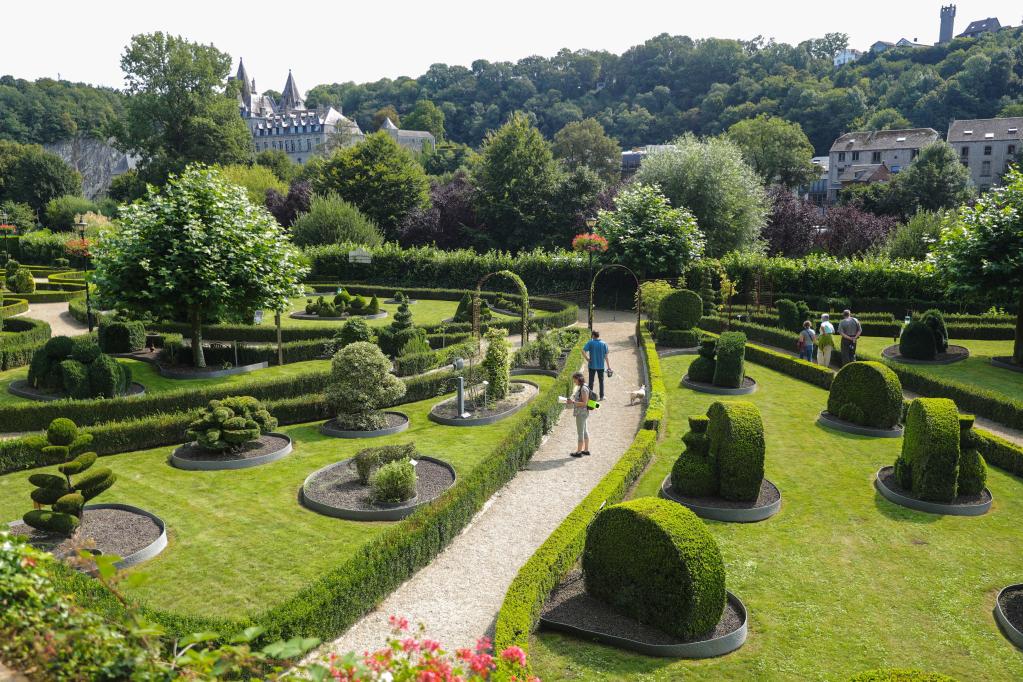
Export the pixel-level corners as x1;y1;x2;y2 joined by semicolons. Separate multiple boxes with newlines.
0;358;330;407
261;295;518;330
529;355;1023;681
0;373;554;619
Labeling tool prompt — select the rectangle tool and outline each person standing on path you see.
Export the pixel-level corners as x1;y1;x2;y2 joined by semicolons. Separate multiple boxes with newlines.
838;309;862;365
817;313;836;367
566;371;591;458
583;330;611;400
798;320;817;363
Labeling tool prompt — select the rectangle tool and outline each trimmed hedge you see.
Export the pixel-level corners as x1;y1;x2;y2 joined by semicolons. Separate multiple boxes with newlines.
97;320;146;354
0;298;29;317
641;333;666;433
0;317;51;371
745;311;1014;341
827;362;903;429
712;331;746;388
707;400;766;502
658;289;702;331
894;398;961;502
582;498;725;639
657;327;701;348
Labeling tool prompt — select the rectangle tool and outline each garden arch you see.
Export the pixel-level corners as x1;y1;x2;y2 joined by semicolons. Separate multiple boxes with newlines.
474;270;530;344
589;264;641;345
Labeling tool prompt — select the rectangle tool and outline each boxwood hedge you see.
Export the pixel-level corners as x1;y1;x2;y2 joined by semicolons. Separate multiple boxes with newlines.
0;317;51;370
712;331;747;388
894;398;961;501
827;362;903;429
899;321;937;360
707;400;766;502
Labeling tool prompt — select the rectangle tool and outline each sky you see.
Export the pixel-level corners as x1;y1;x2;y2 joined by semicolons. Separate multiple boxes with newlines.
4;0;1022;93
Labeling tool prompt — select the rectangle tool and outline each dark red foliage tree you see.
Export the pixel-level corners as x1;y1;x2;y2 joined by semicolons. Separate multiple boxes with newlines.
763;187;819;257
265;180;312;227
817;204;897;257
398;172;489;250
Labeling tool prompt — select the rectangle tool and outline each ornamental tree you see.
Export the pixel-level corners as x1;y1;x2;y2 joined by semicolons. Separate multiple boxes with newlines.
934;167;1023;365
91;165;307;368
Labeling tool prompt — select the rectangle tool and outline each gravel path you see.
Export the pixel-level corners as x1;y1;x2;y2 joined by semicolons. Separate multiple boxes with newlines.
16;301;88;337
320;310;645;654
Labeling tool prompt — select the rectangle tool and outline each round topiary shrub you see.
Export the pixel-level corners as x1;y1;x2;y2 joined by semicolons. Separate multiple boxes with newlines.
658;290;703;331
324;318;376;356
712;331;746;388
186;396;278;452
582;497;726;639
27;336;131;399
325;341;406;430
687;339;717;383
775;299;799;331
707;400;765;502
98;320;147;354
370;458;417;504
671;415;716;496
827;361;903;429
847;669;958;682
899;321;937;360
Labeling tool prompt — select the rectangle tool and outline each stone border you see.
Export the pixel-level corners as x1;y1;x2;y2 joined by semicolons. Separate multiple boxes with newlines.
320;411;410;439
657;347;700;357
8;380;146;402
995;584;1023;650
681;375;757;396
289;311;388;321
299;455;457;521
158;361;268;379
882;344;970;365
660;475;781;523
540;590;747;659
991;357;1023;374
817;411;904;438
511;367;559;378
874;466;992;516
169;433;293;471
9;503;168;569
428;379;539;427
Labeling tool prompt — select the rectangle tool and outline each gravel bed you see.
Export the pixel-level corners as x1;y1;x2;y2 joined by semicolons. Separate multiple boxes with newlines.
8;380;146;401
172;433;291;463
665;478;779;509
878;467;991;506
9;508;161;560
324;412;407;432
303;457;455;512
541;569;742;645
431;382;538;420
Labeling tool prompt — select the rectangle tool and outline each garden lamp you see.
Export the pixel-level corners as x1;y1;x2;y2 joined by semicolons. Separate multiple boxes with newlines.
585;216;597;232
76;216;94;333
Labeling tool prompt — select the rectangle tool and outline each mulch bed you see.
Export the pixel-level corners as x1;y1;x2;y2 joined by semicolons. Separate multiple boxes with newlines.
878;467;992;507
172;433;290;463
685;376;756;390
324;412;408;433
999;586;1023;634
302;457;454;512
431;382;538;420
9;508;161;561
882;344;970;364
542;570;743;646
666;478;779;510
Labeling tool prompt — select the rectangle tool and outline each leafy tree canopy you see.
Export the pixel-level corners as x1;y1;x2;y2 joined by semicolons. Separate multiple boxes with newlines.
726;114;816;188
402;99;446;141
552;118;622;185
0;140;81;212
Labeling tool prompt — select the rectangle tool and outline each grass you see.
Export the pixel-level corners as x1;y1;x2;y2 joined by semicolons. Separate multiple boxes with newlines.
0;358;330;406
528;354;1023;681
260;295;517;330
0;373;554;620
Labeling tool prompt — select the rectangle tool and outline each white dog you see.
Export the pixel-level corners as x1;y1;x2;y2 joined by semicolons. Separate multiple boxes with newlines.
628;385;646;405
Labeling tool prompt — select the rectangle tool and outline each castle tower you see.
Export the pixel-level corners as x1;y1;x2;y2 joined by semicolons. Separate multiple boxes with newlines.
279;70;305;111
939;4;956;44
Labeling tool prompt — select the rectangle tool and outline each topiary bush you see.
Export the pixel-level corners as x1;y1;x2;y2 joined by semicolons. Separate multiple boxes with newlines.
687;339;717;383
370;458;417;504
658;290;703;331
97;320;146;354
957;414;987;496
899;320;937;360
776;298;799;331
186;396;278;452
5;260;35;294
707;400;765;501
324;317;376;356
366;295;380;315
712;331;746;388
827;361;903;429
354;443;418;484
658;328;701;348
582;497;726;639
23;418;115;537
482;327;510;400
671;415;715;496
920;309;948;354
26;336;131;399
453;291;491;324
325;341;406;430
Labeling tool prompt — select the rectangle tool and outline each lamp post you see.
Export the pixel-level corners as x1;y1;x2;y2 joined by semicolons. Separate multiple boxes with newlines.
585;216;596;331
75;216;94;333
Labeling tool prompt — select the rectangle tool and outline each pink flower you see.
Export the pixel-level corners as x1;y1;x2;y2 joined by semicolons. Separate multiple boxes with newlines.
421;639;441;653
402;638;421;653
388;615;411;632
474;636;492;655
500;646;527;667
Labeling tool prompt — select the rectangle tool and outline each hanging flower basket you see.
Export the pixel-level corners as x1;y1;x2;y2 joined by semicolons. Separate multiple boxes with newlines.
572;232;609;253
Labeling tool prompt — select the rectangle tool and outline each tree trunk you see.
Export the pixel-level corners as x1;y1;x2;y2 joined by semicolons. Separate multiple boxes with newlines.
191;308;206;369
1015;291;1023;366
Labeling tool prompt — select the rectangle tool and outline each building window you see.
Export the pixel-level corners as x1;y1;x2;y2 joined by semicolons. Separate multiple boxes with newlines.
984;145;992;156
911;149;919;159
1009;144;1016;156
961;146;969;158
981;160;991;177
838;152;846;162
871;151;881;163
852;151;860;161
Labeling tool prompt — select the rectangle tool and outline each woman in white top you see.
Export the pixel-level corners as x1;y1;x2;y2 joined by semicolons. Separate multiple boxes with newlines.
817;313;836;367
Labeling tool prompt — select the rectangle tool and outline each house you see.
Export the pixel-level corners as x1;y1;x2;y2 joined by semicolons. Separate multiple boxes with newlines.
870;41;895;54
947;117;1023;191
827;128;940;202
379;117;435;153
833;49;862;67
801;156;830;207
957;17;1001;39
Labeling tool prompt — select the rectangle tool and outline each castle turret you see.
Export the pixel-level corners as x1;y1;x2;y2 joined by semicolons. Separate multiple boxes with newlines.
939;4;956;44
279;70;305;111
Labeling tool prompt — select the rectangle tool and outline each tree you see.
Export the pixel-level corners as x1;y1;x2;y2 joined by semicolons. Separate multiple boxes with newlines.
859;108;912;131
313;132;430;239
886;210;947;260
265;180;312;227
403;99;446;141
894;142;974;213
421;141;474;176
218;164;287;205
763;188;819;257
326;341;406;430
596;183;705;278
91;165;307;368
372;106;401;131
726;115;817;188
0;141;81;212
398;171;486;250
44;196;97;230
934;168;1023;365
552;118;622;185
255;149;298;183
636;134;768;257
116;33;252;184
290;193;382;247
818;204;897;257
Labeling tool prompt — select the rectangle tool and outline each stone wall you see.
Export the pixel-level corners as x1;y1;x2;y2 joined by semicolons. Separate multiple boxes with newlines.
43;137;137;199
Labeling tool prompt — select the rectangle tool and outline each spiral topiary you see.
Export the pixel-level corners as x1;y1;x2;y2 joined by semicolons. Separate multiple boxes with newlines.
827;361;903;429
325;341;406;430
899;320;937;360
658;289;703;331
186;396;278;452
582;497;726;638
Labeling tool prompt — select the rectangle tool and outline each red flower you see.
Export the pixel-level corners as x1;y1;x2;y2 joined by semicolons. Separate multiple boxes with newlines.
500;646;527;667
571;233;609;253
0;224;16;233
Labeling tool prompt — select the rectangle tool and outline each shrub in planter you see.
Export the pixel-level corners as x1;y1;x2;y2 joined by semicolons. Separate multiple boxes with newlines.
27;337;131;399
334;287;353;307
97;320;146;354
348;295;366;313
186;396;278;452
366;295;380;315
370;458;417;504
708;401;765;501
688;339;717;383
712;331;746;388
671;415;715;496
453;291;491;323
899;321;937;361
482;327;510;400
4;259;35;294
827;361;902;429
325;341;406;430
324;318;375;356
354;443;418;484
582;497;726;639
658;289;703;331
23;418;115;537
957;414;987;496
920;309;948;354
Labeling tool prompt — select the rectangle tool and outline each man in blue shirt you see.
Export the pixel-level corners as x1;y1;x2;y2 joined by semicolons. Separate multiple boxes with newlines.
583;330;612;400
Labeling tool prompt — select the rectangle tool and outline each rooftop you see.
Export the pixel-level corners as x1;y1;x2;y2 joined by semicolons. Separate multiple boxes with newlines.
948;117;1023;142
830;128;940;152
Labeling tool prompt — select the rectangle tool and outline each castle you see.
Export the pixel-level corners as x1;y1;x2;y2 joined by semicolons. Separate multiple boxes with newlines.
229;60;435;164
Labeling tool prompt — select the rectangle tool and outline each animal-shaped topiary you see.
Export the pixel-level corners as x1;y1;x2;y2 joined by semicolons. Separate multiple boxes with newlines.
582;497;726;638
827;361;903;429
712;331;747;388
672;402;766;501
186;396;278;452
23;418;116;537
899;321;937;360
687;339;717;383
671;415;715;496
920;309;949;354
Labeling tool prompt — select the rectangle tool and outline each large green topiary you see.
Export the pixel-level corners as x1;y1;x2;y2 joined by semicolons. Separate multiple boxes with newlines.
658;289;703;331
899;321;937;360
186;396;278;452
712;331;746;388
956;414;987;496
920;309;948;354
97;320;146;354
671;415;716;496
827;361;903;429
582;497;726;639
776;298;799;331
482;327;511;400
27;336;131;400
324;317;376;356
707;401;765;501
23;418;116;537
325;341;406;430
687;339;717;383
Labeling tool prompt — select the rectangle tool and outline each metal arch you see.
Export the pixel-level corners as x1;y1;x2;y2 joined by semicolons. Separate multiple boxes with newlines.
589;263;642;345
473;270;530;344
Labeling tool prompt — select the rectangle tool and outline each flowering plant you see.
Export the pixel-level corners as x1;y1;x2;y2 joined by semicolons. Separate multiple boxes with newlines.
0;224;16;233
64;238;93;259
323;615;538;681
571;233;608;253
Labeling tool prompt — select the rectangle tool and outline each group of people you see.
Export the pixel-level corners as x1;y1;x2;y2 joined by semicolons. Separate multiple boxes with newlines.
566;330;612;459
797;309;862;367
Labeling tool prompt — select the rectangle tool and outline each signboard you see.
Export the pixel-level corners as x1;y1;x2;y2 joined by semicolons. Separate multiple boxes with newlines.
253;310;264;325
348;247;372;264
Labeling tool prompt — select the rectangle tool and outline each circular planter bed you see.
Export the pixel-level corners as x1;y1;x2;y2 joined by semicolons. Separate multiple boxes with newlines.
169;433;293;471
874;466;992;516
991;357;1023;374
8;503;167;569
539;570;747;658
511;367;559;378
660;475;781;523
300;455;456;521
384;298;417;305
8;380;146;402
490;306;535;318
289;311;388;321
320;411;410;438
428;380;539;426
681;375;757;396
995;584;1023;650
658;347;700;357
157;360;268;379
882;344;970;365
817;411;903;438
